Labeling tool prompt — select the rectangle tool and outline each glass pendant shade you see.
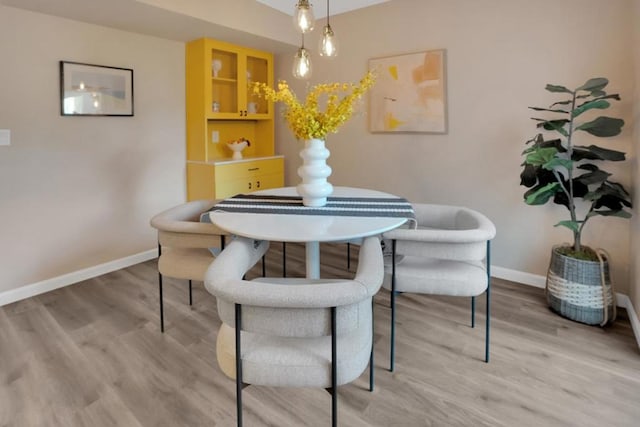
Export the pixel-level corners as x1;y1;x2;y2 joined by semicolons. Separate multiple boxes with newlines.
292;47;312;79
319;25;338;57
293;0;315;33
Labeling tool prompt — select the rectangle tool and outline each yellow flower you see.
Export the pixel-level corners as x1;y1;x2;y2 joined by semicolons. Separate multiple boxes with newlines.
251;71;376;140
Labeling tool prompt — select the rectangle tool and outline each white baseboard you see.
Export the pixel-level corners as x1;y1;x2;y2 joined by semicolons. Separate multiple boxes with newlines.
0;249;158;307
491;265;546;288
616;293;640;350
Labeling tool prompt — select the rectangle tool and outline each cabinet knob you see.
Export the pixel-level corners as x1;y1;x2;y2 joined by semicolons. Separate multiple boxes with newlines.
257;180;261;188
248;182;252;189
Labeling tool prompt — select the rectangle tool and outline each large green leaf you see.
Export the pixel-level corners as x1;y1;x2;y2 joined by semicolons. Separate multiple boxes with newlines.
577;163;598;171
576;77;608;92
529;106;569;114
545;84;573;94
525;147;558;166
572;145;625;161
550;100;573;107
575;169;610;185
543;158;573;171
571;100;610;118
522;137;565;154
525;182;561;205
532;118;569;136
554;220;580;232
575;116;624;137
587;210;632;219
578;94;621;107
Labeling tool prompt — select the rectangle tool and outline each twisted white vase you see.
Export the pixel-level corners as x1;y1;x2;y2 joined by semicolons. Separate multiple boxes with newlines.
297;138;333;207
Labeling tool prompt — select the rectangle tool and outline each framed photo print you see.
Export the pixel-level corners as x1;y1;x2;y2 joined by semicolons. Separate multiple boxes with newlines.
60;61;134;116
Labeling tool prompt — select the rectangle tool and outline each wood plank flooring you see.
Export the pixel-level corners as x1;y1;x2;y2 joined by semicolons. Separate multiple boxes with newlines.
1;242;639;426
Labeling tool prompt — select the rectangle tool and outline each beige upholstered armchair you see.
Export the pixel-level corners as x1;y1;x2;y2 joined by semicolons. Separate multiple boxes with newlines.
382;204;496;369
150;199;226;332
205;236;384;427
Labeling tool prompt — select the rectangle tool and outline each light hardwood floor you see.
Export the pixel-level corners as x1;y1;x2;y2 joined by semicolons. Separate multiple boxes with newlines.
1;242;639;427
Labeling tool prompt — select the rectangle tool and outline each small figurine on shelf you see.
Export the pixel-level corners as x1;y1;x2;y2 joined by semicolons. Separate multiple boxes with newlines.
226;137;251;160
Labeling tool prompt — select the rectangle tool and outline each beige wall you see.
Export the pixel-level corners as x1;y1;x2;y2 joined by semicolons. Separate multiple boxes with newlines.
275;0;636;293
0;6;185;294
632;0;640;316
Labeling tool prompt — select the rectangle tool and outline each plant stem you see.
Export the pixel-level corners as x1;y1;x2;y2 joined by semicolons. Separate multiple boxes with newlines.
566;91;580;251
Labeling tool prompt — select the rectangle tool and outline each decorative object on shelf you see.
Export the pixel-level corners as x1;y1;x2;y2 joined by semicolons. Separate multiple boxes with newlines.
226;138;250;160
212;59;222;78
519;77;631;326
252;71;375;206
293;0;315;33
60;61;134;116
319;0;338;57
369;49;447;133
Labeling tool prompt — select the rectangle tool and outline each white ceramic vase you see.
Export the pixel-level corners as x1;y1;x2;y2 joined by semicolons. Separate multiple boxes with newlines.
297;138;333;207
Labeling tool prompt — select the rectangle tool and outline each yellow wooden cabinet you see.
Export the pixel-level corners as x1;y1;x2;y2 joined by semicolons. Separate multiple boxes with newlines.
185;38;284;201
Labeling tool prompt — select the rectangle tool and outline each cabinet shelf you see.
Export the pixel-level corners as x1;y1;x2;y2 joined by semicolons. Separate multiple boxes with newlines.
212;77;237;83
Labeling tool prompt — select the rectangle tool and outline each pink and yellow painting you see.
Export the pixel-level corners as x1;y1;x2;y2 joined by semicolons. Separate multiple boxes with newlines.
369;49;447;133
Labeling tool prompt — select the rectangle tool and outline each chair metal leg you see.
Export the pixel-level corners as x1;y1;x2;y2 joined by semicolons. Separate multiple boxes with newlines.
485;241;491;363
471;296;476;328
369;298;374;392
189;280;193;306
158;272;164;333
235;304;243;427
390;239;397;372
347;242;351;270
282;242;287;277
262;255;266;277
157;243;164;333
331;306;337;427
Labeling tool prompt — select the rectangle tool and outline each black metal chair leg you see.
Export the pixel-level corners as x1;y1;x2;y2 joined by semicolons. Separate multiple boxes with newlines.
189;280;193;306
331;306;337;427
485;241;491;363
235;304;243;427
471;296;476;328
390;239;396;372
158;272;164;333
282;242;287;277
369;298;375;392
347;242;351;270
262;255;266;277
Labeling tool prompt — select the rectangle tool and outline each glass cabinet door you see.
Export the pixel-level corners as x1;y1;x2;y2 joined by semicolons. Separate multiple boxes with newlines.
246;54;270;117
211;48;238;116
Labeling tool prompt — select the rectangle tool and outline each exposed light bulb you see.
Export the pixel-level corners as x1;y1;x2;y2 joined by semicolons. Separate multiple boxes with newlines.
319;24;338;57
292;47;312;80
293;0;315;33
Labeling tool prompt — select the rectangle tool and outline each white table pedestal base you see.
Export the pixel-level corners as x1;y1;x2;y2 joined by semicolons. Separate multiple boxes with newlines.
306;241;320;279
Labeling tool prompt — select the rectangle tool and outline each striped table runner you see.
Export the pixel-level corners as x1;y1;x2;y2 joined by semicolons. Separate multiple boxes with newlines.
209;194;416;221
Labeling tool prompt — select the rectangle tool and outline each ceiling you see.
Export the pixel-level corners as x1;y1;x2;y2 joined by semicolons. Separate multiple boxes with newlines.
0;0;392;53
256;0;391;18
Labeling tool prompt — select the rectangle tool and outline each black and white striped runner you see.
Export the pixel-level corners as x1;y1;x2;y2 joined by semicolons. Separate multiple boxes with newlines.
209;194;416;220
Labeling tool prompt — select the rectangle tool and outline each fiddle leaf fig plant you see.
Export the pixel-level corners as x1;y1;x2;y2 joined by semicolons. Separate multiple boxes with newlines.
520;77;632;259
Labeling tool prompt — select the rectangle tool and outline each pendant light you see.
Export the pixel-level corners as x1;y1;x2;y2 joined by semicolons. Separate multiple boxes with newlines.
318;0;338;57
292;34;312;80
293;0;315;34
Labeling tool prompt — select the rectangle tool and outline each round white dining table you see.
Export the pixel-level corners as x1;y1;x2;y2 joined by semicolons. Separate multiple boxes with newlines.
209;186;409;278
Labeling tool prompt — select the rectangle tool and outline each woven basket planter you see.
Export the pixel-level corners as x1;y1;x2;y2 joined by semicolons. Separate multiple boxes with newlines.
546;246;616;326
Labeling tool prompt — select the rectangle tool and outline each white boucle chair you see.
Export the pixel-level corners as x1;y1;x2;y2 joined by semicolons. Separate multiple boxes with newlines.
382;204;496;370
205;236;384;427
150;199;227;332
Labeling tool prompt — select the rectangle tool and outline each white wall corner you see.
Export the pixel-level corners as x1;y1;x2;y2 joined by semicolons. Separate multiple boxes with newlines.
0;249;158;307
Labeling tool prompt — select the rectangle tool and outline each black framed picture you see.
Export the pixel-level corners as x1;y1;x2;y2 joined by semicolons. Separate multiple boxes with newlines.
60;61;134;116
